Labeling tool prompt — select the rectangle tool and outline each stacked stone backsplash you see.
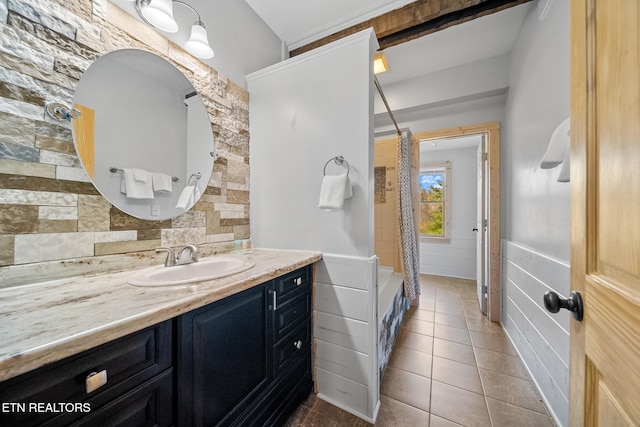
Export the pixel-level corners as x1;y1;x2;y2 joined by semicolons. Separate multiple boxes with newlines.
0;0;250;287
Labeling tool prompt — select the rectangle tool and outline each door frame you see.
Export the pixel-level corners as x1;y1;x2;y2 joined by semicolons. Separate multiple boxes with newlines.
414;122;501;321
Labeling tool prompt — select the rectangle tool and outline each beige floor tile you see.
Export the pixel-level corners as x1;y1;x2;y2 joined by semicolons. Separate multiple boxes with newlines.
282;404;311;426
435;312;469;329
396;330;434;354
380;367;431;412
389;346;433;378
432;356;483;394
433;338;477;366
407;307;435;322
310;399;371;426
430;381;491;427
470;331;517;356
435;302;466;317
479;369;547;414
486;397;555;427
429;414;464;426
375;395;429;426
403;318;434;336
474;347;530;380
466;317;505;336
434;323;472;345
418;299;436;312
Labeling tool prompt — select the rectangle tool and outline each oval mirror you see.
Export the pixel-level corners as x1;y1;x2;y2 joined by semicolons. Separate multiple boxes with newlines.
72;49;214;220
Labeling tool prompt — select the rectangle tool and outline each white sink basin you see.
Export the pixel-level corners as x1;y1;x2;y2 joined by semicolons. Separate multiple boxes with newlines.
128;256;255;287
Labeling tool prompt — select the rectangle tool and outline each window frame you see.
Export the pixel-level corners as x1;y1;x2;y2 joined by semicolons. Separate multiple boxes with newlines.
419;161;451;242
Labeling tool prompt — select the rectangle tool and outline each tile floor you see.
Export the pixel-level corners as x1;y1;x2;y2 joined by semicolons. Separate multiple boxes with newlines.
286;274;556;426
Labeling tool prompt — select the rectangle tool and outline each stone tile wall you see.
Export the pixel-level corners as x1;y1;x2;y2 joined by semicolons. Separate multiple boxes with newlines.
0;0;250;286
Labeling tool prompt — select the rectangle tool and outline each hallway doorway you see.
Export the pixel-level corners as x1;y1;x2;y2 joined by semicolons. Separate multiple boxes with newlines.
414;123;501;321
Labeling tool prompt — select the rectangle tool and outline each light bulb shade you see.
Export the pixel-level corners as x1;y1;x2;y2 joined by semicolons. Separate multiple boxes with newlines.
184;23;214;59
140;0;178;33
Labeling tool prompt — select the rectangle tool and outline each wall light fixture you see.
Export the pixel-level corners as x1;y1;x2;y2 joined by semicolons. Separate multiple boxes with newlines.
134;0;214;59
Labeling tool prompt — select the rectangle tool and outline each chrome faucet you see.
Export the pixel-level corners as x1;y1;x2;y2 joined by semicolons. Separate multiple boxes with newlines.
177;245;199;265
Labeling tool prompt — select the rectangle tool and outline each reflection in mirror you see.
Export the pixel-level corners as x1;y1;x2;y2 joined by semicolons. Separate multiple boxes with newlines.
72;49;214;220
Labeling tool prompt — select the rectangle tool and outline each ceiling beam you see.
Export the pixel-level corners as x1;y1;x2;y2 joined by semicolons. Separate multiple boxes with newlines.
290;0;533;57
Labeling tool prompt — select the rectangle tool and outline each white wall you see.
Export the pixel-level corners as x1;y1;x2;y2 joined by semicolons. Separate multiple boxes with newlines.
500;1;570;426
247;30;381;422
374;54;508;135
247;31;376;258
420;146;478;279
110;0;283;89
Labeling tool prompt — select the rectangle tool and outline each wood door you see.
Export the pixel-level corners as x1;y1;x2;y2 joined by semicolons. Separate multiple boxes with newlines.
570;0;640;425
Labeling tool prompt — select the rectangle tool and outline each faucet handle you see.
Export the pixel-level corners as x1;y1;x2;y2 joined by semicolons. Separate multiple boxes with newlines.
155;247;176;267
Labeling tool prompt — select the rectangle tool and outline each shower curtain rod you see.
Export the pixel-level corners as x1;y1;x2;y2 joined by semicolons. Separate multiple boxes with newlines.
374;75;401;136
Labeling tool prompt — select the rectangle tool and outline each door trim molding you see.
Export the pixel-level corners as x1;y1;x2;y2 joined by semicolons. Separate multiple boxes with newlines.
414;122;501;321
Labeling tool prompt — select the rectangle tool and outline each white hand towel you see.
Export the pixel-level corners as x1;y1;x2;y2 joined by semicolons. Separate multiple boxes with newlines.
541;117;570;169
122;168;154;199
132;168;148;182
151;173;173;192
175;185;202;209
319;173;351;211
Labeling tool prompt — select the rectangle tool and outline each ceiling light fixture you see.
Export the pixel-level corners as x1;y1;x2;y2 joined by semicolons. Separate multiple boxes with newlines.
135;0;214;59
374;52;389;74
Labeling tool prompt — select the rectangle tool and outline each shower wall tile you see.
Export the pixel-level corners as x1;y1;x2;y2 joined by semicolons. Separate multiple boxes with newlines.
0;235;14;266
0;0;250;285
94;230;137;243
94;239;159;256
0;159;56;179
38;205;77;220
14;231;95;264
0;204;38;233
0;189;77;206
56;165;91;182
38;219;76;233
77;194;110;231
161;227;207;247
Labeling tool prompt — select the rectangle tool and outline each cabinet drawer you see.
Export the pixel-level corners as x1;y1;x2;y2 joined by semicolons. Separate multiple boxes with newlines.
273;321;311;376
274;292;311;341
72;369;173;427
0;320;172;427
274;266;311;304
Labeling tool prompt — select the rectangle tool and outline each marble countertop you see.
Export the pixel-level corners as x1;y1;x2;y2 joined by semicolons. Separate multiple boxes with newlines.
0;248;322;382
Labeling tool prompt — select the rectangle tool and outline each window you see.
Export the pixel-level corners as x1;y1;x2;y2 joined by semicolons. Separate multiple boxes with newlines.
419;162;450;240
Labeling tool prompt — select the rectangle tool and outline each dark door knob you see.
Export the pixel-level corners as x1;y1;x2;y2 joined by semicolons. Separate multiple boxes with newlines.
472;228;478;232
543;291;584;321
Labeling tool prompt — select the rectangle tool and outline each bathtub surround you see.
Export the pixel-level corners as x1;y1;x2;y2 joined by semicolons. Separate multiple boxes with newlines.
0;0;250;283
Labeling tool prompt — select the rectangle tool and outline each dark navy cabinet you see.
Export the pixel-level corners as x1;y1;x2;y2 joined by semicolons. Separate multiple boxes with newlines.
0;265;313;427
177;265;313;427
0;320;173;427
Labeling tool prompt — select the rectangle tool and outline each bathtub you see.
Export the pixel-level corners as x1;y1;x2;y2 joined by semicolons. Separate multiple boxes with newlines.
377;265;407;382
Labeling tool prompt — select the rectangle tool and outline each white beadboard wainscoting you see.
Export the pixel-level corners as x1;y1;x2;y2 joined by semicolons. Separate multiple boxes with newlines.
314;254;380;422
501;240;570;427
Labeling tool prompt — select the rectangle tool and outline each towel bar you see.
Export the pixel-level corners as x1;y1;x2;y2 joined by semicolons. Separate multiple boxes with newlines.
323;156;350;177
109;167;179;182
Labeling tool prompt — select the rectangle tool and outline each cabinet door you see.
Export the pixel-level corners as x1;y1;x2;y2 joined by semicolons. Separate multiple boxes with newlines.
177;283;271;426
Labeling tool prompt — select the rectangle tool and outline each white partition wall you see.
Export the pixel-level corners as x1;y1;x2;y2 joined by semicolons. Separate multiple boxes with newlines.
246;29;380;421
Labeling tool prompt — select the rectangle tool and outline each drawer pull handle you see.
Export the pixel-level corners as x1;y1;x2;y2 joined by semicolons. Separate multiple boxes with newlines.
294;340;303;350
273;290;278;311
86;370;108;394
294;277;303;286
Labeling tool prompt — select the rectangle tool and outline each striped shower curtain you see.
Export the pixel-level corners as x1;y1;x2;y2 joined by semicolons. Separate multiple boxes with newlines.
397;130;420;302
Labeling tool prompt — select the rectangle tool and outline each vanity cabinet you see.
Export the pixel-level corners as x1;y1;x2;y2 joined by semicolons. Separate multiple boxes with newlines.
177;265;313;426
0;320;173;427
0;264;313;427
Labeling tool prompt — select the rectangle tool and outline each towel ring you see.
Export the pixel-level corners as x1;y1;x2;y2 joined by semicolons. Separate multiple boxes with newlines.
323;155;350;177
